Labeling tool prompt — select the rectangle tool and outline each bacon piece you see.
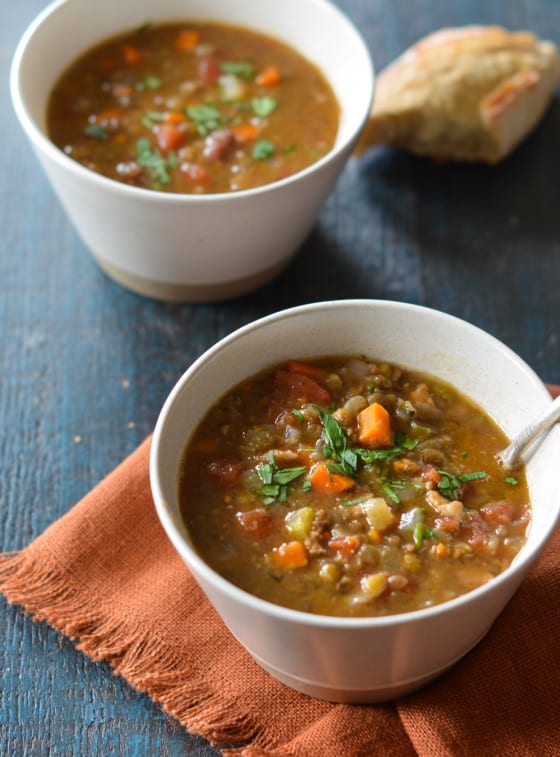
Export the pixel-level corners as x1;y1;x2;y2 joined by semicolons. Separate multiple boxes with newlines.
203;128;237;162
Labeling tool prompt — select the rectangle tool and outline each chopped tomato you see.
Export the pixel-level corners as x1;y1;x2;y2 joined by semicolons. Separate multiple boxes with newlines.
480;500;515;524
274;370;331;405
207;459;243;486
236;509;273;539
180;162;210;183
197;57;221;84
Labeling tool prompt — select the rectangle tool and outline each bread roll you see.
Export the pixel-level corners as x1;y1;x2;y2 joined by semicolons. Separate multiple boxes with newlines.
355;26;560;163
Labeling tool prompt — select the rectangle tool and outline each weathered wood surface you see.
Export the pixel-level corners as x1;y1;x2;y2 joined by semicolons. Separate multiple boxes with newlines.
1;0;559;754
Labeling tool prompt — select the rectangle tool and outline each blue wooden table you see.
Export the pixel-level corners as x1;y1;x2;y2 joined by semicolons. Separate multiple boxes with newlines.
1;0;559;754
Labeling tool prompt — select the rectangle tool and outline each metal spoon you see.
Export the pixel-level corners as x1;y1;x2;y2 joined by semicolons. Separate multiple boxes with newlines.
496;393;560;471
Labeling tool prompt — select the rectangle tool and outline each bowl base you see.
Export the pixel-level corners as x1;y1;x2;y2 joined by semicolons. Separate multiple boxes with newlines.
91;252;292;303
251;651;452;704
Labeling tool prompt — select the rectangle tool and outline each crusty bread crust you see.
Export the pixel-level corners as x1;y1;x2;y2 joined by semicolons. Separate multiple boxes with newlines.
355;26;560;163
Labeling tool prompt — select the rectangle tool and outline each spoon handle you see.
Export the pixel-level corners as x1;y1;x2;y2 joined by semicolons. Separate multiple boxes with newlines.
496;394;560;470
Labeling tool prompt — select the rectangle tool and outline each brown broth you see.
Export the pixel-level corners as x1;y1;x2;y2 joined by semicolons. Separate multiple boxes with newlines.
47;22;339;194
179;357;530;617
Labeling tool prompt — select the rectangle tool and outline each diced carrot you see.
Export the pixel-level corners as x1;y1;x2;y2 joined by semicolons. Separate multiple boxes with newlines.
271;541;308;569
175;29;200;52
329;535;361;556
431;542;448;558
368;527;382;544
155;123;185;153
287;360;325;378
308;462;355;494
122;44;142;65
164;111;187;124
256;65;280;87
232;123;260;144
356;402;393;448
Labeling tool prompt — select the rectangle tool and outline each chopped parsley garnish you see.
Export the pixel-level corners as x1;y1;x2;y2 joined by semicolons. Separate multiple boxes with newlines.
83;123;108;140
141;110;167;129
136;137;171;185
437;469;487;500
186;104;224;135
340;497;369;507
292;408;305;424
413;522;435;550
256;452;306;505
382;480;406;505
136;75;162;91
314;406;357;477
505;476;519;486
314;407;418;481
252;139;275;160
219;60;256;79
251;96;277;117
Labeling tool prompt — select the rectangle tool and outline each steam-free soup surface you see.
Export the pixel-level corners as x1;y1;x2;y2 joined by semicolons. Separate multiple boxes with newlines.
47;22;339;193
179;357;530;617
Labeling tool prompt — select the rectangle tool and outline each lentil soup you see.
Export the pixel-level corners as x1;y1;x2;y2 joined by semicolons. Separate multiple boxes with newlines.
179;357;530;617
47;22;339;194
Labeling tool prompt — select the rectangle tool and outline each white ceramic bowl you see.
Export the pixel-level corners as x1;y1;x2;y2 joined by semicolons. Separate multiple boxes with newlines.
150;300;560;702
10;0;374;302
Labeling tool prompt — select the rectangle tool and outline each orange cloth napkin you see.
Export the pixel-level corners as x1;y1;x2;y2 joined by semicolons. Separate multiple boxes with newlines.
1;386;559;756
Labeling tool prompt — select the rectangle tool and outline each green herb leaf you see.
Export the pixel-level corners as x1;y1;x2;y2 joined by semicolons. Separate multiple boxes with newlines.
437;469;487;500
252;139;275;160
136;137;171;185
340;497;369;507
413;523;435;550
505;476;519;485
145;75;161;89
282;143;298;154
83;123;108;140
382;483;401;505
273;466;307;485
292;408;304;424
186;104;224;135
251;96;277;117
141;110;166;129
413;522;424;550
255;453;306;503
219;60;256;79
